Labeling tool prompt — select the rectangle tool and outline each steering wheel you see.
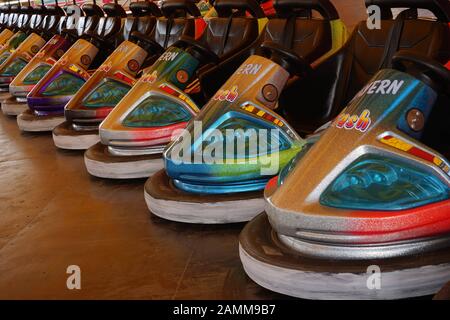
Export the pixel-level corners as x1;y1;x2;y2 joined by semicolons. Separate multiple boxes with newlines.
392;51;450;91
174;35;219;63
130;31;165;55
260;41;313;77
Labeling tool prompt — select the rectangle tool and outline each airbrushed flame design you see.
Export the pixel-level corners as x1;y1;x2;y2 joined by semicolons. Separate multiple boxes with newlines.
26;39;98;116
99;46;201;150
0;32;45;84
335;109;371;132
213;85;239;102
64;41;148;122
82;79;131;108
10;34;72;97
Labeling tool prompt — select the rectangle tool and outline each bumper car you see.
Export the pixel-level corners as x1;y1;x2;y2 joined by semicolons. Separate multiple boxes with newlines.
7;4;121;119
16;1;125;132
239;51;450;300
54;0;204;150
144;0;349;223
0;5;15;48
84;0;267;179
145;0;450;225
1;1;66;116
0;3;38;101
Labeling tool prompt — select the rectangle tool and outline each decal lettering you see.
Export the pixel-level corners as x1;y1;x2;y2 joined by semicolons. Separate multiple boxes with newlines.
357;79;405;98
98;62;112;73
36;50;46;59
142;70;158;83
115;44;129;53
336;109;371;132
213;85;238;103
57;57;68;66
158;51;179;62
237;63;262;75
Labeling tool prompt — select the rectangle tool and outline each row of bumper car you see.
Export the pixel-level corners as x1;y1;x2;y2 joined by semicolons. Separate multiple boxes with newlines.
1;0;450;299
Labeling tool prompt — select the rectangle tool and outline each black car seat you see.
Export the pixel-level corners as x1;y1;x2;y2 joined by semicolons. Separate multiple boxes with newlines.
61;2;103;44
28;2;47;32
278;0;450;135
125;1;161;44
77;2;104;37
6;5;20;31
16;4;33;33
0;5;11;30
121;1;162;67
35;1;66;39
259;0;337;74
11;5;31;33
83;1;127;62
181;0;265;100
93;1;127;48
130;0;201;63
27;5;51;35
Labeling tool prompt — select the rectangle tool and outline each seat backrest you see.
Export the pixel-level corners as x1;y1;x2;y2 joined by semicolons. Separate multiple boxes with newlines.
7;6;20;29
279;0;450;135
28;6;46;31
345;17;449;101
41;4;65;34
77;3;103;37
0;5;9;25
17;5;33;30
262;0;338;64
198;0;264;59
122;1;161;41
94;3;127;44
150;0;201;49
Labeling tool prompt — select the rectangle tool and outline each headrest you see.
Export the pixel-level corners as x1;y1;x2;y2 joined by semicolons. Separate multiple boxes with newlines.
103;3;127;17
273;0;339;19
47;5;65;16
214;0;265;18
33;5;48;14
10;5;20;13
0;5;10;13
161;0;202;18
81;3;104;17
365;0;450;22
130;1;163;17
20;5;33;14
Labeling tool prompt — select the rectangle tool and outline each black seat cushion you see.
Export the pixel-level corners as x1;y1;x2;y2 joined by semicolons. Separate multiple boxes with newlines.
262;18;332;65
279;16;450;135
199;17;260;59
122;13;157;42
152;17;196;49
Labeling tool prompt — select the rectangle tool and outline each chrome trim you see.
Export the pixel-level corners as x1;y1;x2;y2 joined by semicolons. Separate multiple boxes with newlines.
72;123;99;131
107;144;165;156
278;233;450;260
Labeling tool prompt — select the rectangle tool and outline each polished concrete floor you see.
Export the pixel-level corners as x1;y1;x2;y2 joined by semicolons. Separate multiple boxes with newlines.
0;2;368;299
0;114;283;299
